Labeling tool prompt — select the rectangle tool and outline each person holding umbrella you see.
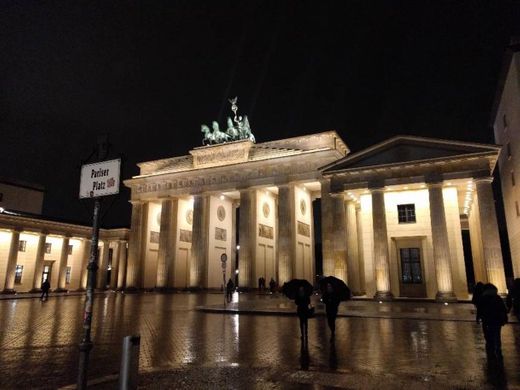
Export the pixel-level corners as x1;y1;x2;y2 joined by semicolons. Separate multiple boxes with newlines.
295;286;311;343
282;279;314;344
322;282;341;341
319;276;351;341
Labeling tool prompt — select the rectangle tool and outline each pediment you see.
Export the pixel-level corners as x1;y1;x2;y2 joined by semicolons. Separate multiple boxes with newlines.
322;136;500;173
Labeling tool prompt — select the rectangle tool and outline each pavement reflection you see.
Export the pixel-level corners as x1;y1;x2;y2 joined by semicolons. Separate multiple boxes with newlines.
0;292;518;389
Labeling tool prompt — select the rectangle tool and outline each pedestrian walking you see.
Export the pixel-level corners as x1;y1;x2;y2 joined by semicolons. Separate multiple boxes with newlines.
472;282;485;323
269;278;276;293
295;286;312;343
322;282;341;341
478;283;508;360
226;278;235;302
40;279;50;301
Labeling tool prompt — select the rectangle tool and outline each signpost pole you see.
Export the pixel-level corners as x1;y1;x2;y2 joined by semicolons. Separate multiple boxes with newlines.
77;136;118;389
77;196;101;389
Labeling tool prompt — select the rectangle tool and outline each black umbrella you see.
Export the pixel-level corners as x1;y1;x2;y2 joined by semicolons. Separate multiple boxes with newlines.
319;276;352;301
282;279;313;299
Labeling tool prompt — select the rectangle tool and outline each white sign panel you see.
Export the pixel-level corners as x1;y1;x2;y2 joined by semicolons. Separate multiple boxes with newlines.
79;159;121;199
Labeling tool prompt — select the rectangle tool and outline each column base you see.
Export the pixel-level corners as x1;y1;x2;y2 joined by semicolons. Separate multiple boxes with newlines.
29;288;42;293
435;291;457;302
54;288;68;293
1;289;16;294
75;288;86;292
373;291;393;301
124;286;141;293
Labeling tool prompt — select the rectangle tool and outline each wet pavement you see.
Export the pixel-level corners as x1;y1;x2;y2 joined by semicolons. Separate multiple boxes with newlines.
0;292;519;389
198;293;520;322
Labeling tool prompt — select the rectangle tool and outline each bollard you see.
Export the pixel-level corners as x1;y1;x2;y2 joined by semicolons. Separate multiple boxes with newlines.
118;335;140;390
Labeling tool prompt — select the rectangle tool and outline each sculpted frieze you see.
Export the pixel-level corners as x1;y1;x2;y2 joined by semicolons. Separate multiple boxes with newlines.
133;154;334;195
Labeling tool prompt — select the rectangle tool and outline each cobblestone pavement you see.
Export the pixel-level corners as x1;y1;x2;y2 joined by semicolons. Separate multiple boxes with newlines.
0;292;519;389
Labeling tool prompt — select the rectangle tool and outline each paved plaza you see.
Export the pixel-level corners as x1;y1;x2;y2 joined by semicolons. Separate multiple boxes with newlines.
0;292;519;389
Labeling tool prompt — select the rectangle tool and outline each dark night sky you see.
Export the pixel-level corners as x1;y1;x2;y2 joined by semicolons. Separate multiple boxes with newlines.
1;1;519;227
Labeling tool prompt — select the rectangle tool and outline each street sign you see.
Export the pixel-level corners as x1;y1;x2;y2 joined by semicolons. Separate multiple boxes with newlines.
79;159;121;199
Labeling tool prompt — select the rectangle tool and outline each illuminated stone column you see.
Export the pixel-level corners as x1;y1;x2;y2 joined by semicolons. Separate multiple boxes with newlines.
190;194;209;288
238;189;256;289
231;201;239;283
2;229;21;294
356;205;366;294
117;241;128;289
277;184;295;284
97;240;110;289
110;241;122;290
332;195;348;283
346;200;361;294
31;232;48;291
78;239;91;290
55;236;70;292
428;183;456;301
475;177;507;294
126;201;146;289
371;188;393;300
156;198;178;289
320;180;335;276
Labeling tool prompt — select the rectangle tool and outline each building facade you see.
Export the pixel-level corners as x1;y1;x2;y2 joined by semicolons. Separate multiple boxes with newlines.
124;131;508;300
0;211;129;293
0;179;45;215
493;42;520;278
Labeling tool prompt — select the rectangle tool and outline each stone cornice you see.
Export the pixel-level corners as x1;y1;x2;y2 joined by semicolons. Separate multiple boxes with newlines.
0;213;129;240
125;150;339;199
134;131;348;177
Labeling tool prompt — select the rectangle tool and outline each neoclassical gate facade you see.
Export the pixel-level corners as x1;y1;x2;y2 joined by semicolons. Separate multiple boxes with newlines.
124;131;507;300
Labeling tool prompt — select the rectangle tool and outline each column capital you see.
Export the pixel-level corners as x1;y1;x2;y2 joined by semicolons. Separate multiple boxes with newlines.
369;187;385;194
426;181;444;189
11;227;23;233
129;199;144;205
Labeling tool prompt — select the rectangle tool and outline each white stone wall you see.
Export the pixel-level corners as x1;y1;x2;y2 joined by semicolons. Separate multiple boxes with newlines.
293;186;313;282
11;232;39;291
0;183;44;215
359;188;467;299
255;190;277;284
494;52;520;278
44;236;66;290
207;195;233;288
174;197;193;288
384;189;435;298
0;231;11;290
143;201;161;288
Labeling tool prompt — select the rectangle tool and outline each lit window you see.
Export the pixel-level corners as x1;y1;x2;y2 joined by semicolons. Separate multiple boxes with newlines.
68;245;73;255
44;243;52;254
65;266;72;284
18;240;27;252
397;204;416;223
512;171;516;187
516;201;520;217
14;265;23;284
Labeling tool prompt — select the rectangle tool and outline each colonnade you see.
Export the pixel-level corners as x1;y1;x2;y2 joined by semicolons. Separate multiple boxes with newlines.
125;182;316;290
0;227;128;293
